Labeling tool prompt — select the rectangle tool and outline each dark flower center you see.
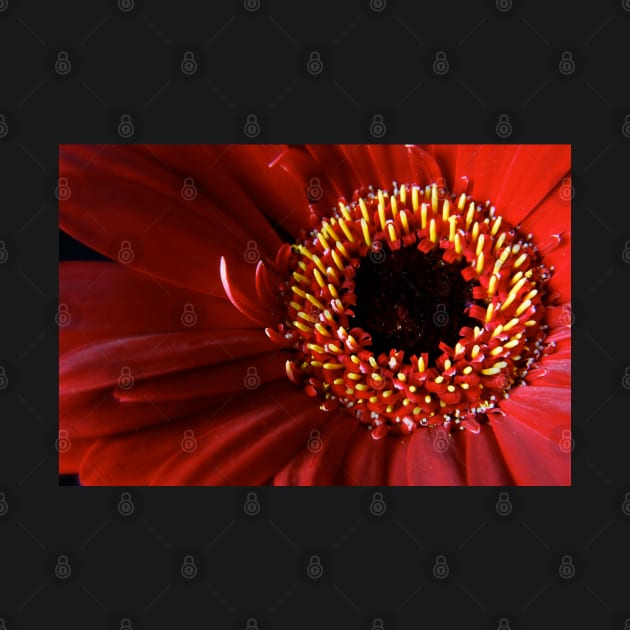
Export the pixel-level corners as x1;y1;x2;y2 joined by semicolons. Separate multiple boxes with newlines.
353;246;480;363
274;182;551;439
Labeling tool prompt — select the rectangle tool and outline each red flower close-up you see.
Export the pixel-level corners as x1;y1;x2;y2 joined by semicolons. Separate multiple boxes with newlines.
58;144;571;486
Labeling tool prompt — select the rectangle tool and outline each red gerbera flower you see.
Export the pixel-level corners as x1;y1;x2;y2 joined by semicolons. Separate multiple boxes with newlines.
58;144;571;486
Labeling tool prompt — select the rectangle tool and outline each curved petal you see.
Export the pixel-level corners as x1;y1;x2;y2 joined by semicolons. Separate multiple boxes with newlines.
334;144;444;192
498;384;570;443
335;427;396;485
60;387;223;439
60;328;274;394
406;427;467;486
273;411;358;485
78;380;326;485
205;144;313;239
525;356;571;389
438;145;570;227
59;437;95;475
387;435;412;485
489;414;571;485
59;261;258;354
462;427;514;486
59;144;280;298
519;178;571;303
113;350;288;403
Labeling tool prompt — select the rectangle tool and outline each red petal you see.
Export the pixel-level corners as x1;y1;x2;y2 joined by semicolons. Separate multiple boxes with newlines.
60;388;222;439
59;262;257;354
60;328;274;394
406;428;467;485
489;414;571;485
212;144;313;239
59;436;95;474
337;145;444;192
526;355;571;389
114;351;287;403
220;256;274;326
59;144;279;297
335;427;395;485
442;145;570;227
273;411;358;485
498;384;570;442
78;380;325;485
463;427;514;486
519;178;571;303
386;435;411;485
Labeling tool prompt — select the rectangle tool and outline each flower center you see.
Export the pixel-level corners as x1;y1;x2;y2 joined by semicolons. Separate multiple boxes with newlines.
275;182;550;438
353;246;481;364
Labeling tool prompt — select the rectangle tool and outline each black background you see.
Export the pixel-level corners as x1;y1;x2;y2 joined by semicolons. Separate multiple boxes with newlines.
2;0;630;628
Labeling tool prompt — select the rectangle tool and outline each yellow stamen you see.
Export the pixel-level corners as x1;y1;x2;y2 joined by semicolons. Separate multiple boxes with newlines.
429;218;437;244
471;221;480;243
488;274;498;297
476;252;485;274
317;232;330;251
485;302;494;323
454;232;463;255
312;255;326;274
481;366;501;375
387;222;398;243
315;323;331;336
510;271;523;286
503;317;520;331
491;216;502;236
431;184;438;212
338;218;355;243
465;202;475;229
331;248;344;272
297;244;313;260
494;231;506;252
339;203;352;221
476;233;485;257
449;215;457;242
359;197;370;222
360;218;372;246
293;320;312;333
336;241;350;260
313;268;326;288
378;191;386;229
400;210;410;235
514;253;527;268
411;186;420;212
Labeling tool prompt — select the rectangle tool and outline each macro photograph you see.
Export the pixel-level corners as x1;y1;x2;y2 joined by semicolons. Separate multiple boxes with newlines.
58;143;571;486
